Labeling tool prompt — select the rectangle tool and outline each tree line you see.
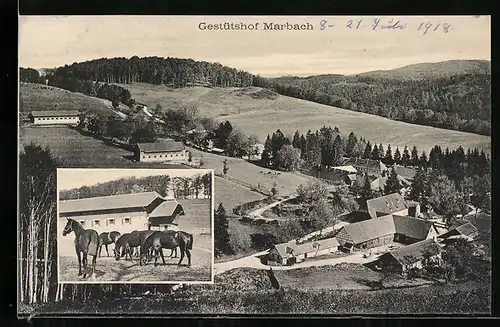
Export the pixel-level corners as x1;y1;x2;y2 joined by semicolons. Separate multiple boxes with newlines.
59;173;212;201
260;126;490;184
42;56;255;87
264;73;491;136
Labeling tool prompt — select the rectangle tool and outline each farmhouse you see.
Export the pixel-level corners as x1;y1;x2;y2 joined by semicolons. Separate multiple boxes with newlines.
58;191;185;233
342;158;387;176
437;222;479;244
335;214;438;252
366;193;418;219
29;110;80;126
377;239;443;274
391;164;417;182
316;168;357;186
135;140;187;163
267;237;340;266
370;174;412;193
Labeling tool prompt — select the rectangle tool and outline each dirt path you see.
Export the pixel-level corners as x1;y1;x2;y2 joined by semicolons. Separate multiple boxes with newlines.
213;242;403;275
247;197;291;220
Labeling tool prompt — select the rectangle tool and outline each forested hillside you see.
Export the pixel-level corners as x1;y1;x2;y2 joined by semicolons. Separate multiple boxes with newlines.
21;57;491;136
267;68;491;136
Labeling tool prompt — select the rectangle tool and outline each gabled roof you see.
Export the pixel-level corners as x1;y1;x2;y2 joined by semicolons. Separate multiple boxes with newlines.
343;158;381;170
392;165;417;180
332;165;358;173
342;214;396;244
370;176;411;191
383;239;442;264
273;237;340;258
367;193;407;219
438;222;479;239
60;191;164;214
149;200;185;218
137;140;185;153
393;215;433;240
30;110;80;117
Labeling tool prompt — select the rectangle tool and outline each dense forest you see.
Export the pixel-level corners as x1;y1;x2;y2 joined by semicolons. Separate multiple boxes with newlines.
20;56;491;136
59;173;212;200
265;72;491;136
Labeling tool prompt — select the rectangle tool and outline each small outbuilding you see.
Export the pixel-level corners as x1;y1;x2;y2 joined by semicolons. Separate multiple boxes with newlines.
135;140;187;163
266;237;340;266
147;200;185;231
437;222;479;244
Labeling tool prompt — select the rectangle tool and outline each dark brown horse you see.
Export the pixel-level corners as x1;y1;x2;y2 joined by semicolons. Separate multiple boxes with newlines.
62;218;100;278
140;231;193;267
98;231;121;257
114;230;156;260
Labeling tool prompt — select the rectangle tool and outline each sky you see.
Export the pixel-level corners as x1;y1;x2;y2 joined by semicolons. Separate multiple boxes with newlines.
57;168;213;191
19;15;490;77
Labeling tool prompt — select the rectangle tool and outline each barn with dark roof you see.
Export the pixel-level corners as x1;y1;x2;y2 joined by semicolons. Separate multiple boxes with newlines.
366;193;414;219
267;237;340;266
437;222;479;244
135;140;187;163
377;239;443;273
335;214;439;252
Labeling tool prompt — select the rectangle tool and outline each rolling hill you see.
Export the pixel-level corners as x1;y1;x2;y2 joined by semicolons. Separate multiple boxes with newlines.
19;83;120;117
122;83;491;155
355;60;491;80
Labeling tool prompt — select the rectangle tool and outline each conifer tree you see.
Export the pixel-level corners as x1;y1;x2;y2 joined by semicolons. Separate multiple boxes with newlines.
384;167;402;195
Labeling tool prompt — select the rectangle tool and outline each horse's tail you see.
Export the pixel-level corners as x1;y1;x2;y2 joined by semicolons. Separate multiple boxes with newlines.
186;233;193;250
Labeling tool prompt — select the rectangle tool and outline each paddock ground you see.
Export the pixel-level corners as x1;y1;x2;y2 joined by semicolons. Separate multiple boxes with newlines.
58;234;213;283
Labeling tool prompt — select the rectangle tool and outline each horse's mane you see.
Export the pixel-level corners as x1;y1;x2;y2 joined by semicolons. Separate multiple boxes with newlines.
70;218;85;230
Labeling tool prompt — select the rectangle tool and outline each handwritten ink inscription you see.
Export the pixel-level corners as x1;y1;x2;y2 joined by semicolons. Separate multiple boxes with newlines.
320;18;452;35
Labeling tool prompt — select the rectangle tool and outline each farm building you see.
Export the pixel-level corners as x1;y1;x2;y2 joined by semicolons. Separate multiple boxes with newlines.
437;222;479;244
266;237;340;266
391;164;417;182
335;214;438;252
58;191;185;233
29;110;80;126
366;193;420;219
369;174;412;193
377;239;443;274
148;200;186;231
135;140;187;163
315;168;357;186
342;158;387;176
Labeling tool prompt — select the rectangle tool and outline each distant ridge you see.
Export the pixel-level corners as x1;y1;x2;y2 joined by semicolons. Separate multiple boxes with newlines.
355;59;491;80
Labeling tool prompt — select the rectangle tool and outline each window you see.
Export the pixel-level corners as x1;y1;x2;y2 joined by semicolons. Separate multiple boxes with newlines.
175;154;178;156
142;156;145;159
124;218;131;224
108;219;115;225
79;221;86;226
94;220;100;226
148;156;151;158
154;155;157;158
159;155;163;158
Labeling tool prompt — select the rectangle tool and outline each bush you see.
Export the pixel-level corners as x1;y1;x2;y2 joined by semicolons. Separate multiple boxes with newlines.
232;197;276;216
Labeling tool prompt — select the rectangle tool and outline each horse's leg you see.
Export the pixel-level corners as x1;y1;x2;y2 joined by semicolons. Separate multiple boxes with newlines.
159;248;166;265
98;244;102;258
76;246;83;276
82;253;88;278
154;249;159;267
185;249;191;267
105;244;109;257
91;254;97;277
177;246;185;267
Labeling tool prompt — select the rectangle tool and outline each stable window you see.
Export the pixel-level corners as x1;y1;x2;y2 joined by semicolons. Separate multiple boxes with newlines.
154;155;157;158
142;156;145;159
94;220;100;226
108;219;115;225
148;156;151;158
124;218;131;224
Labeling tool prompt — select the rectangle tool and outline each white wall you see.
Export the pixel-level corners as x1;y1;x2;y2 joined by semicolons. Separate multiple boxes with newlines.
139;150;187;163
34;116;79;125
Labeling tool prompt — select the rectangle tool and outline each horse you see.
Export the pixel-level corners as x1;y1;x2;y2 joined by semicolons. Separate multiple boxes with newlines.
98;231;121;257
114;230;156;261
139;230;194;267
62;218;100;278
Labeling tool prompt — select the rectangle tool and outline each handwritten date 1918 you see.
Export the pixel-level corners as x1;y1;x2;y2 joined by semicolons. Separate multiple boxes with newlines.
319;18;452;35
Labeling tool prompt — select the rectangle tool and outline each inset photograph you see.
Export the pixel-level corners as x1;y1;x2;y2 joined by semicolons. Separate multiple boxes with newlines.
57;168;214;284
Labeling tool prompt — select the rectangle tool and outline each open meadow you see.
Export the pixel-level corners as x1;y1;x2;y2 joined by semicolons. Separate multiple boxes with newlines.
20;83;120;117
123;83;491;154
58;234;212;283
188;147;313;197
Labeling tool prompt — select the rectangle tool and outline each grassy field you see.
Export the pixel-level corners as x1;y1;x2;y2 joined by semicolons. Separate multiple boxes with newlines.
58;234;212;283
212;176;266;215
188;147;313;197
176;199;212;232
19;126;186;169
123;83;491;154
20;83;120;117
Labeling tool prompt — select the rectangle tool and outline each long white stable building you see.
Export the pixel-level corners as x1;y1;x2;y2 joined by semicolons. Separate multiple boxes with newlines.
29;110;80;126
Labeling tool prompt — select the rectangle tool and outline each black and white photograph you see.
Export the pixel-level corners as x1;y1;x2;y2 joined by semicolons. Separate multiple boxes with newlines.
18;15;490;315
57;168;214;283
